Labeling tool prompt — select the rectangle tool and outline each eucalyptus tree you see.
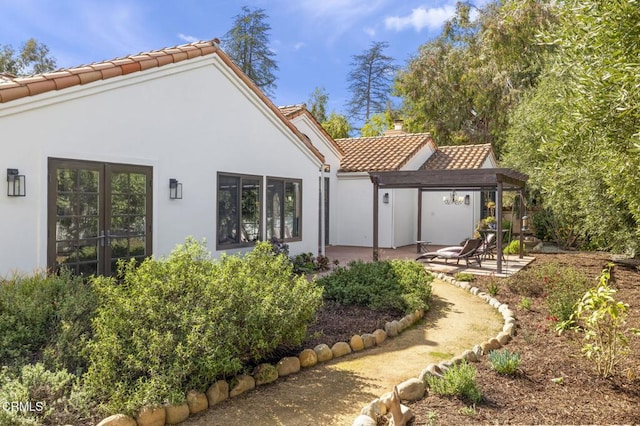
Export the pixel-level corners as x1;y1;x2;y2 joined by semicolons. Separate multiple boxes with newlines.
307;86;329;123
0;38;56;76
222;6;278;97
395;0;556;154
346;41;398;123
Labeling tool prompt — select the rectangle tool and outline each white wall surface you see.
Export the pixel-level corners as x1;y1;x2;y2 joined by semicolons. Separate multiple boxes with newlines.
286;113;342;246
421;191;478;246
0;55;322;276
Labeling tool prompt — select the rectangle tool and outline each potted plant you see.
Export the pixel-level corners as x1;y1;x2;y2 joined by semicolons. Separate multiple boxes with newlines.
485;216;497;229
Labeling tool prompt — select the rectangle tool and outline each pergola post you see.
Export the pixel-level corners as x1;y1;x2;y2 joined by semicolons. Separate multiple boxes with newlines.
416;189;423;253
519;188;525;259
373;179;379;261
496;181;503;274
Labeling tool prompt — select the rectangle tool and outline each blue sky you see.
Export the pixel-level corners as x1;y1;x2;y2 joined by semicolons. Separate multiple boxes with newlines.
0;0;488;118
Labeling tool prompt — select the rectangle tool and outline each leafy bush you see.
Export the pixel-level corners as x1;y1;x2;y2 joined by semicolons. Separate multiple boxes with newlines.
503;239;523;255
0;270;97;374
317;260;432;313
543;266;591;324
518;297;532;310
559;264;640;378
291;252;330;274
488;349;521;375
0;363;81;426
83;239;322;415
425;361;482;404
454;272;475;282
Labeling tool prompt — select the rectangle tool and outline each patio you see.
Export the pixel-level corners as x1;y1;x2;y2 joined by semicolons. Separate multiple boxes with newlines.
325;244;535;278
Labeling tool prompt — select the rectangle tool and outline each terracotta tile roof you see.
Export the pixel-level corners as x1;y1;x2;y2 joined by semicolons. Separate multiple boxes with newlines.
0;40;221;103
279;104;305;117
0;40;325;164
278;104;345;156
421;143;494;170
336;132;434;172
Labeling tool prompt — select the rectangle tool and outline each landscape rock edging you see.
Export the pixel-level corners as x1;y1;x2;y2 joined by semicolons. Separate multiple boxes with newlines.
98;292;428;425
351;272;516;425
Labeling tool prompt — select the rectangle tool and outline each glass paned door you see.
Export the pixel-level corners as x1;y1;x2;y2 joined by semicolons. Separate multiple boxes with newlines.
48;159;152;276
105;165;152;275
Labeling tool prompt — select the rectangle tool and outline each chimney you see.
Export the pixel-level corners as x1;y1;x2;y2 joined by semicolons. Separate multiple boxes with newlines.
383;119;406;136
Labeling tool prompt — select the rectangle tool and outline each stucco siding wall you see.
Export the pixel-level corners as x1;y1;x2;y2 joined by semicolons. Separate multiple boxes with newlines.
421;191;477;246
0;57;321;276
392;189;418;248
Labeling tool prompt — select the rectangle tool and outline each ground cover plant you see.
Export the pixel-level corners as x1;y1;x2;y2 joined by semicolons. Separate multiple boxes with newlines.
316;259;433;313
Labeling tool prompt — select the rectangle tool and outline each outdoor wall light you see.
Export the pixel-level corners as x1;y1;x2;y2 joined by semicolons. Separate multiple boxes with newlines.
169;178;182;200
383;192;390;204
7;168;25;197
464;194;470;205
443;189;464;205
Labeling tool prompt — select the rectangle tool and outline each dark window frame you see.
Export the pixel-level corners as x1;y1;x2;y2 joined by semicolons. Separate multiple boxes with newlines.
216;172;263;250
266;176;303;242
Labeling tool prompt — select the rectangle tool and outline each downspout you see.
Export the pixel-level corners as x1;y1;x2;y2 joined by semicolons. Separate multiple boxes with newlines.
319;166;326;256
390;190;396;249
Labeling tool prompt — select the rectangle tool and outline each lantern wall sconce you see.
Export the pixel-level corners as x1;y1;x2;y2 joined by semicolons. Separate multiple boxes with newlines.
169;178;182;200
7;168;26;197
464;194;470;205
383;192;390;204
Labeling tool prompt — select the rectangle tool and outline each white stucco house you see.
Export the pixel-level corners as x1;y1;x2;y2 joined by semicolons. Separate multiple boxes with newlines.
332;126;497;248
0;40;327;277
0;38;502;278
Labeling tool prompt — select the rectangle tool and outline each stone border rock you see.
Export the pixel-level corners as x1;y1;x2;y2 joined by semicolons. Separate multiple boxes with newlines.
96;308;427;425
352;273;517;426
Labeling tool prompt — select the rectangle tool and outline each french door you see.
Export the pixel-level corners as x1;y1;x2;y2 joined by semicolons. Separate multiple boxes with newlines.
48;158;152;276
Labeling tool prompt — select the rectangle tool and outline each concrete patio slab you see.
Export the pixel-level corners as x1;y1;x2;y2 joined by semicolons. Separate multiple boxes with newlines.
325;244;535;278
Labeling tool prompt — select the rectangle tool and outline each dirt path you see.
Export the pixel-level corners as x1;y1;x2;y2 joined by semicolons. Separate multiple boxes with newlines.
182;280;502;426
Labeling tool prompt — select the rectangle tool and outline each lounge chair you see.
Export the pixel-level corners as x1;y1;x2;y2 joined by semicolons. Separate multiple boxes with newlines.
416;238;483;267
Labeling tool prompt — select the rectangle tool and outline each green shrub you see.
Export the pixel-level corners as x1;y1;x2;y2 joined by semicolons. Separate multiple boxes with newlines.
425;361;482;404
488;349;521;375
0;270;97;374
317;260;432;313
507;262;590;327
83;239;322;415
559;264;640;378
0;363;78;426
454;272;475;282
518;297;532;310
503;239;523;255
543;265;591;324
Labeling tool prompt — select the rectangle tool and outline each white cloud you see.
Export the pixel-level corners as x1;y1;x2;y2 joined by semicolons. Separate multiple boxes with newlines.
178;33;199;43
384;5;456;32
364;27;376;37
293;42;305;51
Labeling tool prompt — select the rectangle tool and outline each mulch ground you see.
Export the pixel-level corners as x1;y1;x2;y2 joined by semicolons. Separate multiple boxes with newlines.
301;252;640;425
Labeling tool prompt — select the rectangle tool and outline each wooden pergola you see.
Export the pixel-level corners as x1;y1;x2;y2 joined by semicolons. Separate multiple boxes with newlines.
369;168;529;273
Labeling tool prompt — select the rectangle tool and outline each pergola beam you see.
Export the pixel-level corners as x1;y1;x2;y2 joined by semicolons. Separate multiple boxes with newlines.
370;168;528;273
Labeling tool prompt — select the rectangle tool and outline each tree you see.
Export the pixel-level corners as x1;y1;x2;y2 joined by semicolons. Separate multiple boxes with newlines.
222;6;278;97
307;86;329;123
360;110;394;137
502;0;640;254
0;38;56;76
346;41;398;123
395;0;556;154
322;112;351;139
